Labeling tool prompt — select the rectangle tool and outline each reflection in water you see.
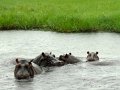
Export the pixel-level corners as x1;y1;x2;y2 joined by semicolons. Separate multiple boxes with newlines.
0;31;120;90
15;80;34;90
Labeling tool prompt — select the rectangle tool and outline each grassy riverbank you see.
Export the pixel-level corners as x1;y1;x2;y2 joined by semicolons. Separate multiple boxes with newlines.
0;0;120;32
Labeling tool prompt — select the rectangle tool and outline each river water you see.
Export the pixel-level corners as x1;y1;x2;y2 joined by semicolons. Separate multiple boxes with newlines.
0;31;120;90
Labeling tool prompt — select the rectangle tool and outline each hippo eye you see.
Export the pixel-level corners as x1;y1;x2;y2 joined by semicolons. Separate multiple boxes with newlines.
17;64;21;68
53;55;55;58
89;54;91;56
25;65;29;68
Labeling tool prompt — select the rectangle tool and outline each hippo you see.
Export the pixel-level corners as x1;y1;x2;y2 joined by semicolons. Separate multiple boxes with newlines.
14;52;64;80
14;59;41;80
32;52;64;67
86;51;99;62
59;53;80;64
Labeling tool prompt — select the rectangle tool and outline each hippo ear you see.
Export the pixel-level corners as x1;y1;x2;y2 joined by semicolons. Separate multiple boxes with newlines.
69;53;71;55
96;52;98;54
53;54;55;58
65;54;68;58
42;52;46;57
16;58;19;64
29;60;33;65
87;51;89;54
50;52;52;54
30;59;33;63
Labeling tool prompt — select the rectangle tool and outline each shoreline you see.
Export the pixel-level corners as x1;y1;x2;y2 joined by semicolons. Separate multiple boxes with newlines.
0;0;120;33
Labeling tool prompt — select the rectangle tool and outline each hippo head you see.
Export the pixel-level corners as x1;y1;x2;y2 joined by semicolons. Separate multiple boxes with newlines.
33;52;64;67
14;59;34;80
59;53;72;62
86;51;99;62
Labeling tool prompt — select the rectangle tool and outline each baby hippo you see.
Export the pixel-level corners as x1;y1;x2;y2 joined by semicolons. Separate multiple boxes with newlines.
86;51;99;62
59;53;80;64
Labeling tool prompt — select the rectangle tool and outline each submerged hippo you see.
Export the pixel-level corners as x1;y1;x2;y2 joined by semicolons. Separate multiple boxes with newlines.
86;51;99;62
14;59;41;80
14;52;64;80
32;52;64;67
59;53;80;64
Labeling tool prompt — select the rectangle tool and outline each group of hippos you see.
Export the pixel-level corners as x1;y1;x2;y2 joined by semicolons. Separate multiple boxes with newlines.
14;51;99;80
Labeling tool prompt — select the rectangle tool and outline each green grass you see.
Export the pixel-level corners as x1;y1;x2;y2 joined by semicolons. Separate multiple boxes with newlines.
0;0;120;32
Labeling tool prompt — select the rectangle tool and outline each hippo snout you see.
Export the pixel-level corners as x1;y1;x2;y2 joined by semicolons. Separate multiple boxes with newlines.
16;73;30;79
87;58;95;61
54;61;65;66
58;61;65;66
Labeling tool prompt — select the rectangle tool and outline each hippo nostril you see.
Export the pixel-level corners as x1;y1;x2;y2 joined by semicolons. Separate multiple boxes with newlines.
88;58;95;61
24;74;30;77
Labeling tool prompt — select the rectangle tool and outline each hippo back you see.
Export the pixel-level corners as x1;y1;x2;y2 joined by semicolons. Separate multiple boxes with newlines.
33;52;64;67
59;53;80;64
31;62;42;74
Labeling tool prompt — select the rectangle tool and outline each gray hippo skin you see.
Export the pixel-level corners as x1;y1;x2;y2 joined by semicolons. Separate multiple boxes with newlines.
33;52;64;67
14;58;42;80
59;53;80;64
86;51;99;62
14;59;35;80
14;52;64;80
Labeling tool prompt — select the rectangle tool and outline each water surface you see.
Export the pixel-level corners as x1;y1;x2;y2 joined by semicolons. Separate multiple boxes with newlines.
0;31;120;90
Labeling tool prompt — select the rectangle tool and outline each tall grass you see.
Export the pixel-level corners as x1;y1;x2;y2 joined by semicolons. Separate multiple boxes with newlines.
0;0;120;32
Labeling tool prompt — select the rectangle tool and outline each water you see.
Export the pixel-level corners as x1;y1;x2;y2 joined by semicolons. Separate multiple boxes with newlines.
0;31;120;90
